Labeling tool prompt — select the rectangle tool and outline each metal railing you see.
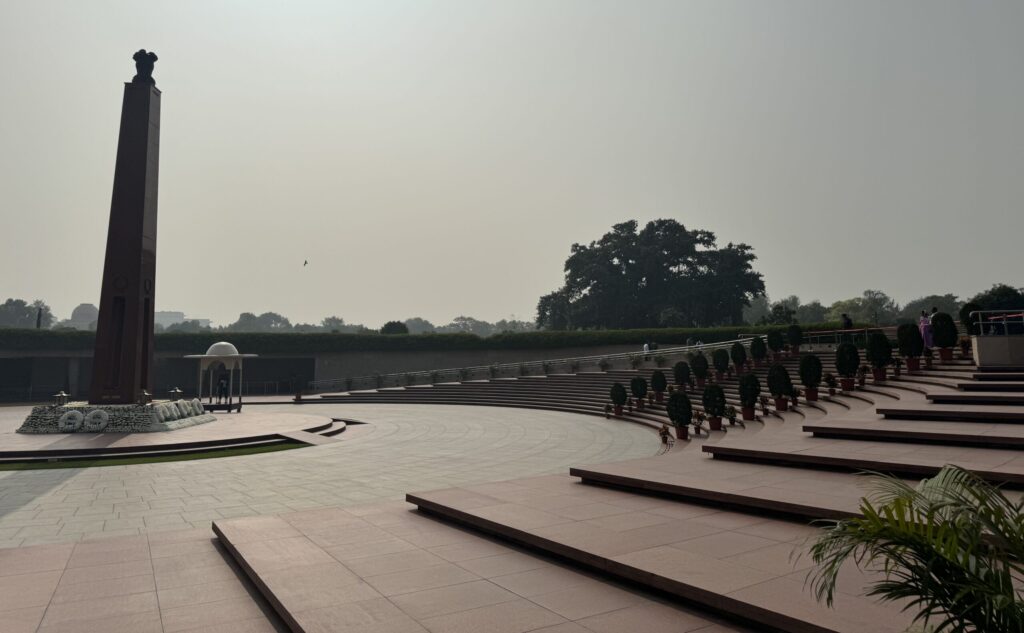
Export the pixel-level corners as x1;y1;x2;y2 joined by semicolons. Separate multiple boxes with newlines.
969;309;1024;337
307;338;753;394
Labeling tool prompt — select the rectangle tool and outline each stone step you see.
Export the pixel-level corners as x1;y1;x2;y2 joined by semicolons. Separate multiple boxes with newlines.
876;403;1024;423
974;372;1024;381
407;480;909;633
803;419;1024;449
927;392;1024;406
213;507;755;633
958;381;1024;392
701;443;1024;485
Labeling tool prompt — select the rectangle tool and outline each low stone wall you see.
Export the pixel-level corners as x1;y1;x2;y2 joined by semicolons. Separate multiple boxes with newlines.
18;399;216;434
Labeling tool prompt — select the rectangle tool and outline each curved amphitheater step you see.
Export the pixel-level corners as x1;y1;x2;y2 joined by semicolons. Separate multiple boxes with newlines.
876;402;1024;422
406;477;910;633
803;417;1024;448
213;505;756;633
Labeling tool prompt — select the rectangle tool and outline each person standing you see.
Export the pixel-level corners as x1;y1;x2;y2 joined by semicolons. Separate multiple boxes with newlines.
217;376;229;404
840;313;853;330
919;310;934;350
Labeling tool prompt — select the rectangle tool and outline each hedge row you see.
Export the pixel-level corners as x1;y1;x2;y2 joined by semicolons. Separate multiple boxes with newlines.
0;323;850;354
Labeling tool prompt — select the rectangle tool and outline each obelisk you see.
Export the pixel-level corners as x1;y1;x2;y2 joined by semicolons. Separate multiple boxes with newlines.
89;50;161;404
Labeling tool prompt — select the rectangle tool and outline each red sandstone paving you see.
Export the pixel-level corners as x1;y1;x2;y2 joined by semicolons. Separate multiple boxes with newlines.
212;505;755;633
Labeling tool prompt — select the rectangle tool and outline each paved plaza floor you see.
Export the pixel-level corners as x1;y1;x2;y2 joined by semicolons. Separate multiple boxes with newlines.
0;404;659;548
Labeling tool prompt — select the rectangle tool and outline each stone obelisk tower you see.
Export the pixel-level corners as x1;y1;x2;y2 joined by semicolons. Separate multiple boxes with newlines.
89;50;161;404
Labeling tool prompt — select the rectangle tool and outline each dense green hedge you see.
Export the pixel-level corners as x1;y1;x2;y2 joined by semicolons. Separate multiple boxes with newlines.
0;322;850;354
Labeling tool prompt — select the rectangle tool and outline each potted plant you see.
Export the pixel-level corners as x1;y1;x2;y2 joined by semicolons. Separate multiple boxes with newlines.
724;405;738;425
650;370;668;403
750;336;768;367
730;342;747;375
691;353;710;388
702;384;726;431
673;361;692;391
767;364;794;411
766;330;785;361
693;410;706;434
834;342;859;391
712;348;730;382
630;376;648;410
787;324;804;356
866;330;893;381
799;354;823;401
896;323;924;371
931;312;958;362
665;391;692;440
738;373;760;420
824;372;838;396
609;383;627;416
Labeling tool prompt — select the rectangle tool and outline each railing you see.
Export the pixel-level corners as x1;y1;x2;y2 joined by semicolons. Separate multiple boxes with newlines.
307;338;753;394
969;309;1024;337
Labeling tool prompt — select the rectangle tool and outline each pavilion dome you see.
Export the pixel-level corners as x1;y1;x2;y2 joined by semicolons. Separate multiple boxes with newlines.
205;341;240;356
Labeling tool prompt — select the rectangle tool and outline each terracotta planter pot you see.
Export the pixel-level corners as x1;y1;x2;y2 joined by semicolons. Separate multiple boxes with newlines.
696;378;706;388
840;377;855;391
734;365;743;375
674;425;688;440
906;357;920;371
655;392;663;403
741;406;755;421
805;387;818;402
774;397;789;412
613;405;623;416
708;416;723;431
872;368;887;382
938;347;953;362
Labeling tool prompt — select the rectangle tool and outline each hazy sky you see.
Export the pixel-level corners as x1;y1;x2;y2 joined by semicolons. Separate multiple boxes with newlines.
1;1;1021;327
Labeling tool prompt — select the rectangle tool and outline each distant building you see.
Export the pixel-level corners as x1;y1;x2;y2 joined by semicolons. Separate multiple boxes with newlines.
55;303;99;330
154;311;186;329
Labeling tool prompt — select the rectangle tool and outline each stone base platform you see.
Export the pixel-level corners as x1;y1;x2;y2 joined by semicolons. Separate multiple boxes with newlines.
17;399;215;434
0;406;350;461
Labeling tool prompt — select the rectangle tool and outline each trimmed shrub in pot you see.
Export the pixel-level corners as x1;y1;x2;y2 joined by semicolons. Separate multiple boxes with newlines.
750;336;768;366
767;363;794;411
702;384;727;431
609;383;627;416
738;373;760;420
651;370;668;403
730;342;747;374
630;376;648;410
866;330;893;381
672;361;692;390
835;342;860;391
712;348;730;381
666;391;693;440
690;353;710;387
799;354;823;401
787;324;804;355
766;330;785;360
896;323;924;371
931;312;958;362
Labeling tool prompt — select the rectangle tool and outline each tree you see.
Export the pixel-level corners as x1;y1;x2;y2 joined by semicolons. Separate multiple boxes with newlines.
970;284;1024;312
165;320;211;333
0;298;53;329
765;302;796;325
899;294;961;322
795;300;827;324
827;290;899;325
380;321;410;335
809;466;1024;633
538;219;764;329
436;316;493;336
742;295;771;326
224;312;292;332
403;317;436;334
